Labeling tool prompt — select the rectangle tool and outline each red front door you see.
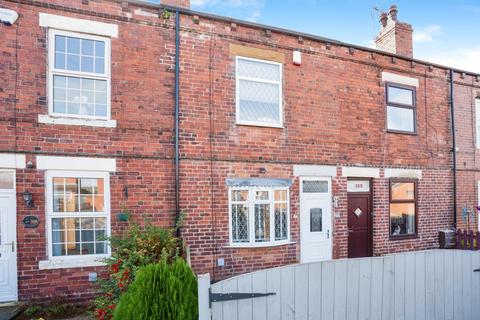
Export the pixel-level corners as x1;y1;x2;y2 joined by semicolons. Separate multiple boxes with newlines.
347;181;373;258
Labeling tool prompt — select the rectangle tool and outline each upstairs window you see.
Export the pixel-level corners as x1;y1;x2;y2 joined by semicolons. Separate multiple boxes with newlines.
230;187;289;246
386;83;416;133
48;29;110;119
236;57;283;127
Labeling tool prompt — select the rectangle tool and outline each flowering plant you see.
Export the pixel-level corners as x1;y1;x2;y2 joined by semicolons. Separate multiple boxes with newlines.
93;221;182;319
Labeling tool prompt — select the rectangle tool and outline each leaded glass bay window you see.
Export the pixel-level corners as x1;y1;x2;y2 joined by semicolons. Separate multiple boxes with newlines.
47;171;110;259
230;187;290;245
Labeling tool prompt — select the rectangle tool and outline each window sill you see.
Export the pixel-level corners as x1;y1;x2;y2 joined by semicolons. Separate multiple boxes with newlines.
236;121;284;129
386;129;417;136
38;115;117;128
38;257;108;270
224;241;296;249
389;234;417;241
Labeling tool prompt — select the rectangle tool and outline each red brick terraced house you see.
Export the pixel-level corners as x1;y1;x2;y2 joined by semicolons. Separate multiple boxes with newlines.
0;0;479;303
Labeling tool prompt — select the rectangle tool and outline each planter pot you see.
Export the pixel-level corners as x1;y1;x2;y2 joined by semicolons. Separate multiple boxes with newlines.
117;212;129;222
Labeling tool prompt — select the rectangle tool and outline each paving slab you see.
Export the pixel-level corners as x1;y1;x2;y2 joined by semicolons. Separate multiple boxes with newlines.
0;304;23;320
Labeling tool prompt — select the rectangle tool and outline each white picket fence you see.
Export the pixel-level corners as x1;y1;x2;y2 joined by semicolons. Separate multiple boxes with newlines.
198;249;480;320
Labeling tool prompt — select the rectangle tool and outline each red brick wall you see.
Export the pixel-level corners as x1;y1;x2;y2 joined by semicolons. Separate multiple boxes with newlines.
453;72;480;230
176;4;455;279
0;0;475;303
1;0;178;302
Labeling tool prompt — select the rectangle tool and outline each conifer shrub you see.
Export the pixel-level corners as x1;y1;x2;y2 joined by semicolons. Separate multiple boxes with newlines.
93;220;183;319
113;258;198;320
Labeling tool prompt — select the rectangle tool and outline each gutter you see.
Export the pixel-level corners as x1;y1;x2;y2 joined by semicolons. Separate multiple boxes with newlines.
174;9;181;237
450;69;457;229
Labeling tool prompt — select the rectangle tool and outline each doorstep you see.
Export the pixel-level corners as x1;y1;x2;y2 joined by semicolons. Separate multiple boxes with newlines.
0;303;24;320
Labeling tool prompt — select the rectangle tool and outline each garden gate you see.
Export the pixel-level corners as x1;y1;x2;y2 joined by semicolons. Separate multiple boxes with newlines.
198;249;480;320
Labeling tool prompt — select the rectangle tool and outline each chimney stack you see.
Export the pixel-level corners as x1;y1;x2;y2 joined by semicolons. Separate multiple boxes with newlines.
161;0;190;9
374;5;413;58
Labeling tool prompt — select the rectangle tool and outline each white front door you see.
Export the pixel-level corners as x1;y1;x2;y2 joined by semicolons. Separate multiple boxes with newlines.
300;177;332;263
0;170;18;302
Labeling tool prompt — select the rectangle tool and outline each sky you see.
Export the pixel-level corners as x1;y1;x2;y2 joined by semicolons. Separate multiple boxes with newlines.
162;0;480;73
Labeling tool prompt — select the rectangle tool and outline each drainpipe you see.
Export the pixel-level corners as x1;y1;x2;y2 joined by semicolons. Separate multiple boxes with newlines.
450;69;457;230
174;10;181;237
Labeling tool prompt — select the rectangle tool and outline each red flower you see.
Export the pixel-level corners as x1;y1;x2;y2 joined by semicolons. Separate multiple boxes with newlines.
111;263;119;273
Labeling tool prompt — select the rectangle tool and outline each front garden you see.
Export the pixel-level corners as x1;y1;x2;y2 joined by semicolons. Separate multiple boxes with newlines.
20;220;198;320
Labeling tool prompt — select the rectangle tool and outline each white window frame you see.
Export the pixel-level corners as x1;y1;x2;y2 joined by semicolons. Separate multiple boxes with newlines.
47;29;112;121
235;56;283;128
476;98;480;149
228;187;290;247
45;170;111;263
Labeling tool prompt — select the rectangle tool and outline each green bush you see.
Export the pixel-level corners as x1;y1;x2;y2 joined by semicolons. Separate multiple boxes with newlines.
113;259;198;320
93;221;183;319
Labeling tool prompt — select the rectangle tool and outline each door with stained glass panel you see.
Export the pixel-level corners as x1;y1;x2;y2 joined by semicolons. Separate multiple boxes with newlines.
300;177;332;263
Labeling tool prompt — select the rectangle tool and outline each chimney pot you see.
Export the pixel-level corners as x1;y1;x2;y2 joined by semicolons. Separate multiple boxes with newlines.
380;12;388;28
374;5;413;58
389;5;398;21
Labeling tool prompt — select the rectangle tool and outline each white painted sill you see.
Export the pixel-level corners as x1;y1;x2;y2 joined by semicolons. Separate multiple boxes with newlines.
236;120;284;129
38;114;117;128
38;257;108;270
224;241;296;249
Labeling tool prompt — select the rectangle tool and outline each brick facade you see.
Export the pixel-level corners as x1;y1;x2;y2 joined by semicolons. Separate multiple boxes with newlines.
0;0;478;303
453;72;480;231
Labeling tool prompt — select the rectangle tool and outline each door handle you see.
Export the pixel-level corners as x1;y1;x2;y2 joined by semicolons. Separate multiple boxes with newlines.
327;229;330;239
3;241;14;252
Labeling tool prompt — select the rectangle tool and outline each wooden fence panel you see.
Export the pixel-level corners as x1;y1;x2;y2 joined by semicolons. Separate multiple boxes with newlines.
237;273;252;320
414;251;426;320
472;251;480;317
358;259;373;320
251;271;267;320
462;251;473;320
453;250;463;320
404;253;415;320
203;250;480;320
294;264;309;320
424;251;436;319
308;263;322;319
281;266;295;319
434;250;445;320
265;268;281;320
346;259;360;319
321;261;335;319
369;258;384;320
444;250;454;320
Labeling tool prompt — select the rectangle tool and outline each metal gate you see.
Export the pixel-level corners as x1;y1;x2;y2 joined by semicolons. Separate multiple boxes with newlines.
198;249;480;320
